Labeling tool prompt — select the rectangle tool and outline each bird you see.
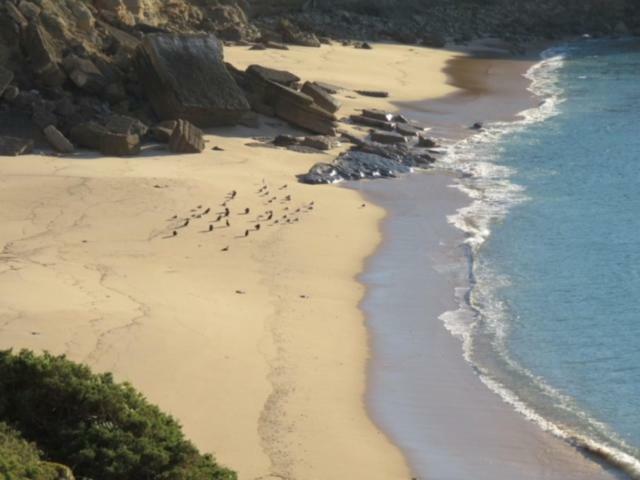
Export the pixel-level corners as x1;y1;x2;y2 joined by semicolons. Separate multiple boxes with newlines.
183;218;190;227
221;246;229;252
267;212;273;221
255;224;261;231
224;207;230;216
172;230;178;237
244;229;250;237
284;195;291;201
243;207;250;215
203;208;210;215
215;214;223;222
279;184;288;190
209;225;214;232
226;219;230;227
229;190;237;199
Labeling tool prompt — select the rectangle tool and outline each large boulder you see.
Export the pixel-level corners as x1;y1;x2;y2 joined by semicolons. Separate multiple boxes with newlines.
44;125;74;154
168;119;205;153
134;33;250;127
246;64;300;88
301;81;341;114
99;131;141;156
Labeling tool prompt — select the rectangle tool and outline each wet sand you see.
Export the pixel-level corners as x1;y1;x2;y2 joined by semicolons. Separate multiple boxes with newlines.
356;46;623;479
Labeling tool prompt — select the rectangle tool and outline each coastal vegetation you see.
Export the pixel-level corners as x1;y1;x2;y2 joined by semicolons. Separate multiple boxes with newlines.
0;350;235;480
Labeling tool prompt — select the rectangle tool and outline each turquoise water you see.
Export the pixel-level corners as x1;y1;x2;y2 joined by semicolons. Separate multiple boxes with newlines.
447;39;640;477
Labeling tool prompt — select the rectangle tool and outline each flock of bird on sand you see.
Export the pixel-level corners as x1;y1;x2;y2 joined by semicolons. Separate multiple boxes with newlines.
163;180;316;251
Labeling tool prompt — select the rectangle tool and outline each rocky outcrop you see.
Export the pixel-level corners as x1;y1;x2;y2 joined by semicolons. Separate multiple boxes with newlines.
134;34;250;127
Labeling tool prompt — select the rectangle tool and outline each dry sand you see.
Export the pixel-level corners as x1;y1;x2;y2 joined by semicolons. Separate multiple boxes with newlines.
0;43;464;479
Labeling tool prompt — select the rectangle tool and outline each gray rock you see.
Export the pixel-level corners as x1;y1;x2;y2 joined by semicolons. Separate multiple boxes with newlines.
105;115;149;137
362;109;393;122
273;134;298;147
265;41;289;50
0;67;13;97
99;131;141;156
169;119;205;153
63;54;106;94
0;136;34;156
371;131;407;144
246;64;300;87
417;135;438;148
70;121;110;150
43;125;74;154
350;114;395;131
278;19;321;47
150;120;178;143
395;123;423;137
134;33;250;127
301;81;341;114
356;90;389;98
3;86;20;102
6;2;29;30
301;135;339;151
23;23;66;87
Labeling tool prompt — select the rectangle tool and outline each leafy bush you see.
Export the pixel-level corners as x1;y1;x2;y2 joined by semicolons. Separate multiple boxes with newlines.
0;422;62;480
0;350;235;480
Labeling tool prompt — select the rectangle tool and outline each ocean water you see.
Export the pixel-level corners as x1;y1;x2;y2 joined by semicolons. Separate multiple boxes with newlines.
444;38;640;477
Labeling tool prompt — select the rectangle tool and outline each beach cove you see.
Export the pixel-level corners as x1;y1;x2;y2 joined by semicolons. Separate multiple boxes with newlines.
0;41;624;480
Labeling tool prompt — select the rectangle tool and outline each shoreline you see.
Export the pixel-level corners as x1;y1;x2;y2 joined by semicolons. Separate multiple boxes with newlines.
357;43;624;479
0;43;461;480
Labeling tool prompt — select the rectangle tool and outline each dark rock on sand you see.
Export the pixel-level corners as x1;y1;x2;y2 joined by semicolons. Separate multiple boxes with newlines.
371;131;407;144
169;119;205;153
471;122;483;130
0;136;34;156
246;64;300;87
247;72;337;135
99;131;141;156
300;138;433;184
301;135;339;151
395;123;423;137
70;122;110;150
300;151;411;184
273;134;299;147
362;109;394;122
350;114;395;131
44;125;74;154
356;90;389;98
134;33;250;127
105;115;149;137
301;81;341;114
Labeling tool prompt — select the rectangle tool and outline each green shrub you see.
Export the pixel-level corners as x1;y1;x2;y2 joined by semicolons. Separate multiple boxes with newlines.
0;422;63;480
0;350;235;480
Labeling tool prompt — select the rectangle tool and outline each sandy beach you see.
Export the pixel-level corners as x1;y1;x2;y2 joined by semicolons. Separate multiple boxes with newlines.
0;43;462;479
0;38;624;480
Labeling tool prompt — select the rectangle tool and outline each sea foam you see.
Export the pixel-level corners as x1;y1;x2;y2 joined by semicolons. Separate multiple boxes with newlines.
437;45;640;479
